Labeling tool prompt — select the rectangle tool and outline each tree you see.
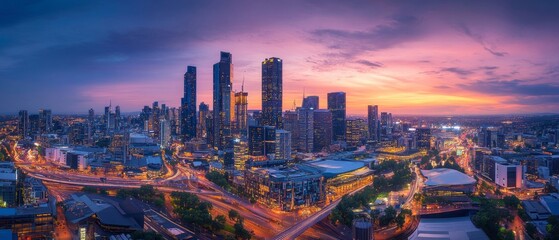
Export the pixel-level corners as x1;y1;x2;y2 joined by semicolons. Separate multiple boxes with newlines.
525;222;537;238
212;215;226;231
228;209;240;221
503;195;520;209
234;218;251;240
380;206;397;227
547;216;559;239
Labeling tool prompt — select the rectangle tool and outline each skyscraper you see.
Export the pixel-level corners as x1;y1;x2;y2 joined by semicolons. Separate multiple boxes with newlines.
248;125;276;157
302;96;319;110
234;84;248;136
213;52;234;150
181;66;197;140
160;119;171;148
367;105;379;141
327;92;346;142
87;108;94;144
197;102;209;139
38;109;52;133
261;57;283;129
313;109;332;152
18;110;29;139
115;105;121;130
275;130;292;160
346;119;365;147
296;107;314;153
416;127;431;150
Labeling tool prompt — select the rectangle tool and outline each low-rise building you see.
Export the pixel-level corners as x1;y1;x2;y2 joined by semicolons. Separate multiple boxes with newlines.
0;197;56;239
494;162;523;189
244;165;325;211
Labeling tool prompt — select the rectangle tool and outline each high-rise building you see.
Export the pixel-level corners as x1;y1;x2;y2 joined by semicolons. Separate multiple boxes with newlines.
346;119;365;147
109;133;129;163
38;109;52;133
115;105;121;130
181;66;197;140
416;127;431;150
380;112;391;137
313;110;332;152
87;108;94;144
234;85;248;136
18;110;29;139
160;119;171;148
197;102;210;140
302;96;319;110
151;101;161;139
283;110;299;153
213;52;234;150
261;57;283;129
296;107;314;153
367;105;379;141
234;137;248;171
327;92;346;142
248;126;275;157
275;130;292;160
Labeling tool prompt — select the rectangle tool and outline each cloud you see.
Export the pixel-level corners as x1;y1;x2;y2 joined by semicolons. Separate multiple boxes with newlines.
440;67;473;76
461;79;559;96
355;60;383;68
457;24;508;57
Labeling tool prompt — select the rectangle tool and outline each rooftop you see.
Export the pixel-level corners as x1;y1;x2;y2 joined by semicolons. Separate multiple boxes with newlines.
421;168;476;187
409;216;489;240
306;159;366;178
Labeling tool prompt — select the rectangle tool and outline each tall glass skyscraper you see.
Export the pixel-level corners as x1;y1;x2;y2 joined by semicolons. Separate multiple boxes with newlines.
261;57;283;129
367;105;379;141
181;66;197;140
302;96;319;110
234;83;248;136
213;52;234;150
327;92;346;142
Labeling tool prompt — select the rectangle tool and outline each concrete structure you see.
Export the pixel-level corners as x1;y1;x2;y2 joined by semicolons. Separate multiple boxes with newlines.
0;197;56;239
275;130;292;160
307;159;373;197
421;168;477;195
494;162;522;189
353;217;373;240
0;162;18;207
408;216;489;240
244;165;325;211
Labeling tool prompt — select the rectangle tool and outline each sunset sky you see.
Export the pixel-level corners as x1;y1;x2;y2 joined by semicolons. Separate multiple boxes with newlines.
2;1;559;115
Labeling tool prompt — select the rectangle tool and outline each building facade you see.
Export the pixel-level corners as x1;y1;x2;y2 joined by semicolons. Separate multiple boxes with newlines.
181;66;197;140
327;92;346;142
261;57;283;129
213;52;234;150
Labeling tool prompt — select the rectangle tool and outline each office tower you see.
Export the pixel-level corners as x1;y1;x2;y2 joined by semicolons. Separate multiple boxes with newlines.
197;102;210;139
367;105;379;141
283;110;299;153
109;133;129;163
29;114;39;135
151;101;160;139
297;107;314;153
275;130;292;160
327;92;346;142
168;107;179;136
0;162;18;207
248;126;275;157
213;52;234;150
18;110;29;139
181;66;197;140
416;127;431;150
234;84;248;136
346;119;365;147
115;105;121;130
87;108;94;144
234;137;248;171
313;110;332;152
302;96;319;110
261;57;283;129
160;119;171;148
380;112;391;136
161;104;167;119
38;109;52;133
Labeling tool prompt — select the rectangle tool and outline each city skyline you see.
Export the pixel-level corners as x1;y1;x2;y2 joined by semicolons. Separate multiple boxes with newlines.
2;1;559;115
